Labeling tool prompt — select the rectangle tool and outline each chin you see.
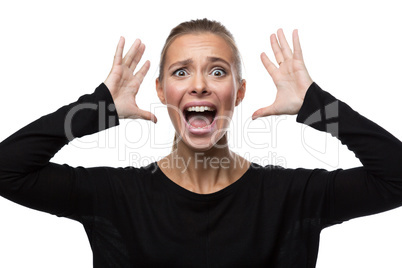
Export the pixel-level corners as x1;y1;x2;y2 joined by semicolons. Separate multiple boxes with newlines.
178;131;227;153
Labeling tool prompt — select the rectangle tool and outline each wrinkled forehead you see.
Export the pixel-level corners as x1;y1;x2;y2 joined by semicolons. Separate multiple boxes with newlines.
164;33;235;68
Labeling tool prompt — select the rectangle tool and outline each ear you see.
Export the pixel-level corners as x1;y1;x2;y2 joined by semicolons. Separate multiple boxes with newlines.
235;79;246;106
156;78;166;104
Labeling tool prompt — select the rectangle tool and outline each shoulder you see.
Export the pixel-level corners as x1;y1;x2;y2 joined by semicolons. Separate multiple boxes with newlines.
248;162;336;189
73;162;160;187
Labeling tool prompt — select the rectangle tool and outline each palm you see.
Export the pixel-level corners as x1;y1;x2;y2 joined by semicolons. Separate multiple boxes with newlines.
252;29;313;119
104;38;156;123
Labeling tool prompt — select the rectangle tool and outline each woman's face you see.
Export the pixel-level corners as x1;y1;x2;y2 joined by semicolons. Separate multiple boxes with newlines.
156;33;246;151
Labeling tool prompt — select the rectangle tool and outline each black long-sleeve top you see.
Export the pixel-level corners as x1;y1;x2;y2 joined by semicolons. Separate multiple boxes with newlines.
0;82;401;267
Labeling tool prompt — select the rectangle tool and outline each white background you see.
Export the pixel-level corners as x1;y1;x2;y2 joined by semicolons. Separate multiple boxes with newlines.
1;0;402;267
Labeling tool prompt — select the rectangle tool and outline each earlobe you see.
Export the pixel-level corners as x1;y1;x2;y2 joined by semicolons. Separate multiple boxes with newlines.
155;78;166;104
235;79;246;106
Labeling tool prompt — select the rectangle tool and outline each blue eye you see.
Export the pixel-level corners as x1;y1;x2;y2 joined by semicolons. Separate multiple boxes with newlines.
173;69;188;77
211;69;226;77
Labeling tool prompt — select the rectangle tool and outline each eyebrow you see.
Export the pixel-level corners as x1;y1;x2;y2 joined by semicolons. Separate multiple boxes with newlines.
168;59;193;70
168;57;231;70
207;56;231;67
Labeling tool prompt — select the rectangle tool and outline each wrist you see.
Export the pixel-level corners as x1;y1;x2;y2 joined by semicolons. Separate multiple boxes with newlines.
103;80;118;102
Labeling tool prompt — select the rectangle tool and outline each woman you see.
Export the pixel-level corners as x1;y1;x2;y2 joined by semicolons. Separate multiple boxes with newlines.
0;18;401;267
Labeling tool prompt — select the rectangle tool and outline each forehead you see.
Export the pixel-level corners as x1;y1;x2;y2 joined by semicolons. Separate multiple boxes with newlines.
165;33;234;65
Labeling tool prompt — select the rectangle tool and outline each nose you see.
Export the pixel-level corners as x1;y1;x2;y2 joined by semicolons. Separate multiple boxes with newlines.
189;72;210;96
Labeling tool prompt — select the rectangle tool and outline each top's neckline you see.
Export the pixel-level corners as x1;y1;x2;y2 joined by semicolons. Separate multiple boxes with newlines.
153;161;258;201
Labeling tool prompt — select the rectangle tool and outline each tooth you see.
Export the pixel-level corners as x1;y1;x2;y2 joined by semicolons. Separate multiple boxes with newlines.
186;106;216;112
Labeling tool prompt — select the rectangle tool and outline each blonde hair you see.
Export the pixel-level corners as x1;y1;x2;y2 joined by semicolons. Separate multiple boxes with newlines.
158;18;243;151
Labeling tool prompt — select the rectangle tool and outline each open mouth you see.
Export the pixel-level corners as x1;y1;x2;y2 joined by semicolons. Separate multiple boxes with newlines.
183;105;217;129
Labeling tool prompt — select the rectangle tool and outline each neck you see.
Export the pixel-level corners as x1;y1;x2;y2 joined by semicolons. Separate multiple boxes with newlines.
159;134;250;194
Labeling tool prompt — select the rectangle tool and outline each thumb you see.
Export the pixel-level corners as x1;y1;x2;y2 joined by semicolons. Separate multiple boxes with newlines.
252;104;278;120
129;109;158;123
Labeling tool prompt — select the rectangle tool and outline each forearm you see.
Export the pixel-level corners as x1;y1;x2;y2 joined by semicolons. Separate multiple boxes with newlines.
297;82;402;179
0;83;119;175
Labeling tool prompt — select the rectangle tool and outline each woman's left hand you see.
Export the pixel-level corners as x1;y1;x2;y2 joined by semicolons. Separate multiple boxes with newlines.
252;29;313;119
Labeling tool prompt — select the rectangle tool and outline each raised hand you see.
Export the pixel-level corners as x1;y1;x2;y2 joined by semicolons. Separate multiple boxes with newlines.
252;29;313;120
105;37;157;123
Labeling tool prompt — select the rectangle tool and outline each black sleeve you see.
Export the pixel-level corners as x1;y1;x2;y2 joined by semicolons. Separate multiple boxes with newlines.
296;82;402;224
0;83;119;219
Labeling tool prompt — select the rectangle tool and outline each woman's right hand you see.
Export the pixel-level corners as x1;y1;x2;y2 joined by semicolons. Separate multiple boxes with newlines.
105;37;157;123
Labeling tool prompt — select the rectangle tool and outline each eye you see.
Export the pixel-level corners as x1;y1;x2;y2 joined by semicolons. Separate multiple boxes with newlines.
173;69;188;77
211;68;226;77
